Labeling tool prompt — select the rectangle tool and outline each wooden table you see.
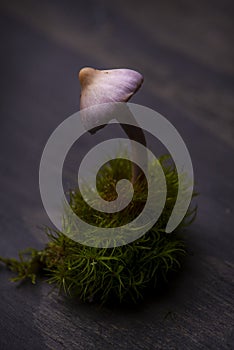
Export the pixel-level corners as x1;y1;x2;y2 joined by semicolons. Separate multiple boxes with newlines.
0;1;233;349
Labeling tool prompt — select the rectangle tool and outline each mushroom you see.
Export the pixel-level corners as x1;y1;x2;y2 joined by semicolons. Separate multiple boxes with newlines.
78;67;147;183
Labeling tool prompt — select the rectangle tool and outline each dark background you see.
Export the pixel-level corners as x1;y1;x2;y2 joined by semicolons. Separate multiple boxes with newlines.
0;0;233;349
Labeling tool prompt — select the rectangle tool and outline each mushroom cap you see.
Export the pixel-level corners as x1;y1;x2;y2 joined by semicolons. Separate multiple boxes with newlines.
78;67;143;133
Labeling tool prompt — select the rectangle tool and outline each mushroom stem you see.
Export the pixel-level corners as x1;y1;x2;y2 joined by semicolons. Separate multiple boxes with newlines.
117;112;147;184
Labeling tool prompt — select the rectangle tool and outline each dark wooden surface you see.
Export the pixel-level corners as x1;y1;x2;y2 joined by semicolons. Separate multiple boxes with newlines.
0;1;233;349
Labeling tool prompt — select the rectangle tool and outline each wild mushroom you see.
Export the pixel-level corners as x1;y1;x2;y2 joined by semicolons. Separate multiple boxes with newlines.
78;67;147;183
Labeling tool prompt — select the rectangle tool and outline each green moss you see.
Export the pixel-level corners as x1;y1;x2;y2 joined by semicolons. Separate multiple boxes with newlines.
0;155;197;304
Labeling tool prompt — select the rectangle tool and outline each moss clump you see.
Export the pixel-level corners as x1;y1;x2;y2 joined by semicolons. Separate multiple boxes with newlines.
0;155;196;304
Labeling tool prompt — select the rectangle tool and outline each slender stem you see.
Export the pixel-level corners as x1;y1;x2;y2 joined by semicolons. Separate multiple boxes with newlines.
116;105;147;184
